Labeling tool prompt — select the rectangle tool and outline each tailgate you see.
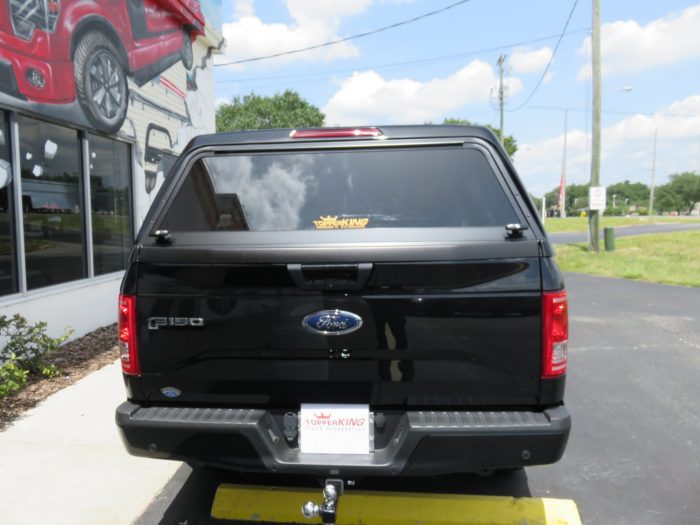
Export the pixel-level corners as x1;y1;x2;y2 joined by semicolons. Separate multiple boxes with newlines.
134;248;543;408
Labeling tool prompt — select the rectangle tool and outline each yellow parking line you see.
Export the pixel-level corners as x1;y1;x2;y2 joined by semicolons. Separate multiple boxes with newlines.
211;483;582;525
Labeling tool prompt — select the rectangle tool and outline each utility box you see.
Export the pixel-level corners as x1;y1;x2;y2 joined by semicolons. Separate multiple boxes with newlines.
604;227;615;251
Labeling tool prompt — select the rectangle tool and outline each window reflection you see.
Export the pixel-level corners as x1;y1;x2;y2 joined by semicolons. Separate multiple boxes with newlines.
19;116;85;289
162;149;520;232
88;134;132;275
0;112;18;296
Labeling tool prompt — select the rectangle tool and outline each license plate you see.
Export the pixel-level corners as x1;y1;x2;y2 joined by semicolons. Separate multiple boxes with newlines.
299;404;371;455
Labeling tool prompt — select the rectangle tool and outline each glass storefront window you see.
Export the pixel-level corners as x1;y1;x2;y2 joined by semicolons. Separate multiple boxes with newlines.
19;116;85;290
88;134;132;274
0;112;18;296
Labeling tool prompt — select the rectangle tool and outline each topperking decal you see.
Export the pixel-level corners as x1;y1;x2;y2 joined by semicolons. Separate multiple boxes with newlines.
313;216;370;229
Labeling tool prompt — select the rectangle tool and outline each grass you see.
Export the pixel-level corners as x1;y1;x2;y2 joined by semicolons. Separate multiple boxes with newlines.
554;230;700;287
0;238;58;255
544;216;700;233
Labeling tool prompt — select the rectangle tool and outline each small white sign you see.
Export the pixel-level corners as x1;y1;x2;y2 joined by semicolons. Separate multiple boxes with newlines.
589;186;607;211
300;404;370;455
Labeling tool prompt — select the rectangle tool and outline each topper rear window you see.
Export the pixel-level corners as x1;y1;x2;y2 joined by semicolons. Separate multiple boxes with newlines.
158;147;519;232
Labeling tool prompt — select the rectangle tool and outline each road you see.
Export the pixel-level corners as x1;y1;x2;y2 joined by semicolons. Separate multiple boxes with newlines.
548;221;700;244
136;273;700;525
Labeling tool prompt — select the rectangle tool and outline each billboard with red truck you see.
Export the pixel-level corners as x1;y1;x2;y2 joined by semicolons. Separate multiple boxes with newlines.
0;0;206;133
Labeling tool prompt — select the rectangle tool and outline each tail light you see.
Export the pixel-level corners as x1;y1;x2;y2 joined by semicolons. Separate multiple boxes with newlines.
542;290;568;378
118;294;140;375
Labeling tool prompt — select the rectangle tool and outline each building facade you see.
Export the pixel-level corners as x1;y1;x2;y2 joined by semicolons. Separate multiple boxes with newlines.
0;0;223;338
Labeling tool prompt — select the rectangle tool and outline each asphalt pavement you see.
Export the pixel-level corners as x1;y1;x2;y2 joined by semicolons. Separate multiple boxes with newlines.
548;221;700;244
135;273;700;525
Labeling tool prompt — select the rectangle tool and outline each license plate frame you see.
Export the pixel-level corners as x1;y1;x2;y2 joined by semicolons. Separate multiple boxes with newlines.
299;404;372;455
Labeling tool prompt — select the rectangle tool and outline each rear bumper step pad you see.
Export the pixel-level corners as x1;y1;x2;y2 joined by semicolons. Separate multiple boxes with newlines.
116;403;570;476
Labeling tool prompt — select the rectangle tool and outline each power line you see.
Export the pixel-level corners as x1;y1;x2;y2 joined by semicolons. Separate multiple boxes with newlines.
215;28;591;85
214;0;474;67
507;0;580;112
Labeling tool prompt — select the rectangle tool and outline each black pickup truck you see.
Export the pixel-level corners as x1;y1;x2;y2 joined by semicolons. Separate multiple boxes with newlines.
115;125;570;478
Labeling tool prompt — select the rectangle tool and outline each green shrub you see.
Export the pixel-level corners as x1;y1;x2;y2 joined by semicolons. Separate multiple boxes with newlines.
0;360;29;397
0;315;72;396
604;206;627;216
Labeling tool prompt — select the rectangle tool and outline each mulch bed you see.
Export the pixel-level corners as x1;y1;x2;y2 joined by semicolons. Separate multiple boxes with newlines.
0;324;119;431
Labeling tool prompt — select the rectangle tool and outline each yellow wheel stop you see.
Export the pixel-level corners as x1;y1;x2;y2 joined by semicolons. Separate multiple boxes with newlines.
211;483;582;525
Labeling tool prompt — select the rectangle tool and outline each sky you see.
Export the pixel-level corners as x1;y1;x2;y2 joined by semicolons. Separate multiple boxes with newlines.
213;0;700;197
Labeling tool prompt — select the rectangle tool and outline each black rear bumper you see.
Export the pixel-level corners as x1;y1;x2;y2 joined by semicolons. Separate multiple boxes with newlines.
116;403;570;476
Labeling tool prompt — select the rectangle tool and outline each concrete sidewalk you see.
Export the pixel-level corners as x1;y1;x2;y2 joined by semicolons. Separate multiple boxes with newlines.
0;361;180;525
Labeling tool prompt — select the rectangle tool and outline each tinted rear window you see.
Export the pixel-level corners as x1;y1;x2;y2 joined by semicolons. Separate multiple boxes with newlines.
159;147;518;232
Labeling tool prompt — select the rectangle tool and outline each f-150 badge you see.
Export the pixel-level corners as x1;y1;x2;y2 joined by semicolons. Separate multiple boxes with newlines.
148;317;205;330
302;310;363;335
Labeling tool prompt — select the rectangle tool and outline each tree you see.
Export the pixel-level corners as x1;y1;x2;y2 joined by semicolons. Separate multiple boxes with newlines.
440;118;518;157
654;185;683;214
544;188;559;211
655;172;700;214
544;183;589;216
216;90;325;132
530;194;543;215
606;180;650;208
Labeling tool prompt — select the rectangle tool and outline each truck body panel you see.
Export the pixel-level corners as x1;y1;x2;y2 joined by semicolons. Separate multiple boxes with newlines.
116;126;570;476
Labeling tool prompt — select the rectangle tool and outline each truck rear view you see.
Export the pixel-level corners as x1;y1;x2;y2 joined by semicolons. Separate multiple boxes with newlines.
116;125;570;477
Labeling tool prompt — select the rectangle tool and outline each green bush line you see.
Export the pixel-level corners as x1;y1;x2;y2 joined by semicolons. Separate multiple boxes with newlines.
0;315;72;398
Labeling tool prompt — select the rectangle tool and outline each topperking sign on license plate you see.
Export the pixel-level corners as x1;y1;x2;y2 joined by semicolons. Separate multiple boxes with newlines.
300;404;371;455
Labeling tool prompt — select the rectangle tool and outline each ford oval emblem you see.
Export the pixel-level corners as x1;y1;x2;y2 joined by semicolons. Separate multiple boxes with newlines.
302;309;363;336
160;386;181;398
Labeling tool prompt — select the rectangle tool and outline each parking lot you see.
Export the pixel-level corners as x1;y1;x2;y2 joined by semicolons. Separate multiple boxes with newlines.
131;272;700;525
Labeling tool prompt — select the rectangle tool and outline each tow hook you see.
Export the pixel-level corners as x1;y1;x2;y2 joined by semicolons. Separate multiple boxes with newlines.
301;479;343;524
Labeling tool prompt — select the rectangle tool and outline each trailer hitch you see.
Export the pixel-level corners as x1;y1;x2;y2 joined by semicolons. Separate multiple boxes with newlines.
301;479;343;524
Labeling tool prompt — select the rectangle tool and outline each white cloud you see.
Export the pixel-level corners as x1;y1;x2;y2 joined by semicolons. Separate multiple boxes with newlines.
510;47;553;74
209;155;315;230
513;95;700;196
577;4;700;79
322;60;523;125
216;0;373;69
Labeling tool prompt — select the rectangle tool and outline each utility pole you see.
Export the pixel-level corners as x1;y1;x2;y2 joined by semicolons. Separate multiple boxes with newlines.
559;108;568;218
649;127;657;217
497;54;507;145
589;0;602;252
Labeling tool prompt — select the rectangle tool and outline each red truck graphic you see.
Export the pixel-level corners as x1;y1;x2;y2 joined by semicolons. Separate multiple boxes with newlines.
0;0;205;133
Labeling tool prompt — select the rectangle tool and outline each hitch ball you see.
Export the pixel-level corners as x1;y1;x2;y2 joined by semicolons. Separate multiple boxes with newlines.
302;482;342;523
302;501;320;519
323;484;338;501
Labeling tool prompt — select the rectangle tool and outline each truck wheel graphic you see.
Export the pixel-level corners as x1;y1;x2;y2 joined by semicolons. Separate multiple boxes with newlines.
74;32;128;134
181;30;194;70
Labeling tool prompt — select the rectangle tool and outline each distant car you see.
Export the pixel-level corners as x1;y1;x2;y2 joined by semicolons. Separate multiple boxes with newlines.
0;0;204;133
